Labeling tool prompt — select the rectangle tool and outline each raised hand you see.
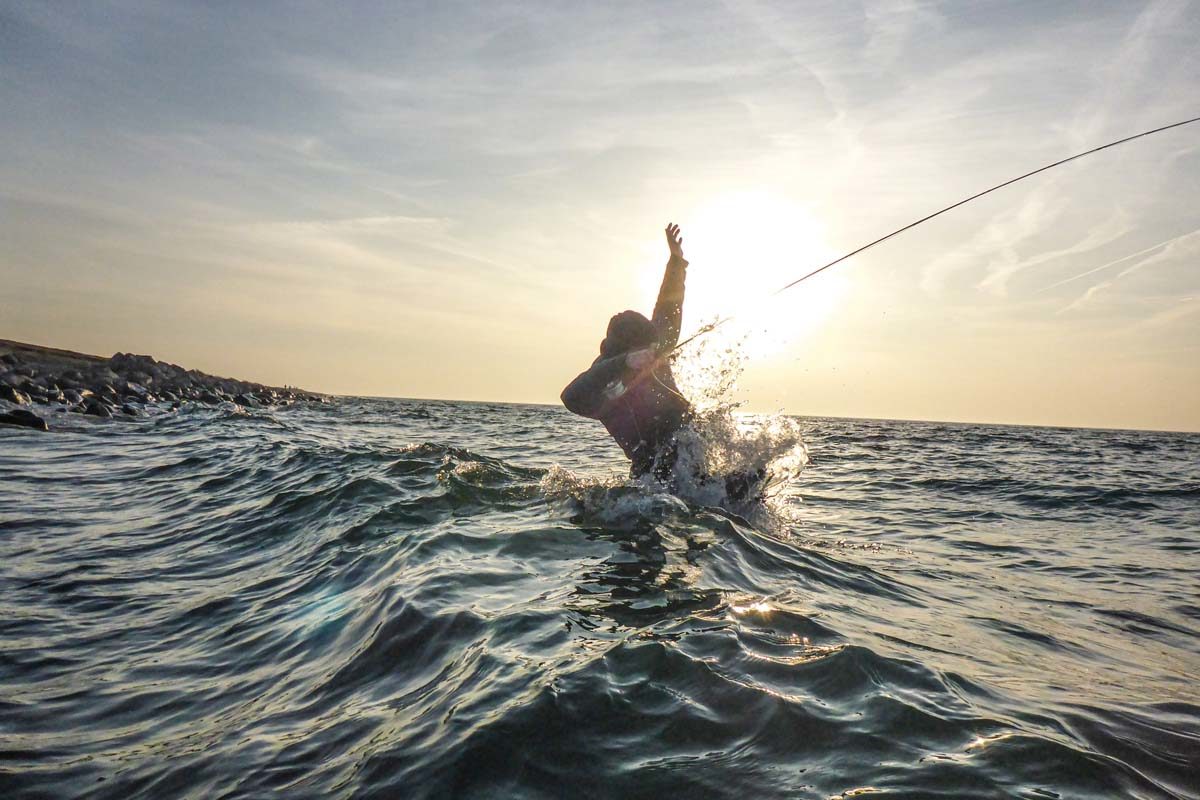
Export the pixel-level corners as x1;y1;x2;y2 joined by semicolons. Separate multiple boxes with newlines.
665;223;684;260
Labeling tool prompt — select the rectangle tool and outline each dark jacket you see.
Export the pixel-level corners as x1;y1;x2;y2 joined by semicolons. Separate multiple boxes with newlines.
560;255;691;476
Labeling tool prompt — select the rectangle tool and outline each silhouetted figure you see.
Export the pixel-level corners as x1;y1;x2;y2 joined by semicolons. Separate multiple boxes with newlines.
561;224;691;479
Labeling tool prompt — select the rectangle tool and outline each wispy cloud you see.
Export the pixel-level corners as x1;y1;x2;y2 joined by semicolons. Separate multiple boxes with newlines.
1036;229;1199;293
1128;294;1200;331
977;209;1131;296
1063;0;1193;145
920;179;1065;297
1058;228;1200;312
910;0;1197;304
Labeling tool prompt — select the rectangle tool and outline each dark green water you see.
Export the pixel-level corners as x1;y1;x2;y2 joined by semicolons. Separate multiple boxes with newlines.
1;399;1197;798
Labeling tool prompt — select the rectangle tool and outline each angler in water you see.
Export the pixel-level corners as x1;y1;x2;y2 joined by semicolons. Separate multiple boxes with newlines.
560;224;764;500
561;223;691;481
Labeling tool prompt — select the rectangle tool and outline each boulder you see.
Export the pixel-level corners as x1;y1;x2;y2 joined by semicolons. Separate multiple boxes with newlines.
121;404;139;416
84;399;112;418
0;408;48;431
126;382;148;399
1;386;31;405
0;353;18;366
110;352;158;373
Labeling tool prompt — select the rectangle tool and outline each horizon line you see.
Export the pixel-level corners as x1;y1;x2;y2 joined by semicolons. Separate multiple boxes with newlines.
342;393;1200;436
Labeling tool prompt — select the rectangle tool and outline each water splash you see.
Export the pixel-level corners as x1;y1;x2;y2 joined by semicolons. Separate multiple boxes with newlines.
540;465;690;528
665;332;808;526
543;331;808;528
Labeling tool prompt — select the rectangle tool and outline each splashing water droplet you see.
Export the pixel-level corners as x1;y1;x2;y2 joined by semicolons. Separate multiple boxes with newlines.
663;331;809;528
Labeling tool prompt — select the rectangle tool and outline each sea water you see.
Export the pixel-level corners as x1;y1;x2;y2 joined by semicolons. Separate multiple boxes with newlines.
1;398;1198;798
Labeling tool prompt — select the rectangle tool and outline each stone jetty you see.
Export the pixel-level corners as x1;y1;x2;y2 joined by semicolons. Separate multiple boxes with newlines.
0;339;326;432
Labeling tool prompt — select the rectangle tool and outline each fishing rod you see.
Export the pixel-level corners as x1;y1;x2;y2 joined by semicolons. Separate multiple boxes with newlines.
669;114;1200;356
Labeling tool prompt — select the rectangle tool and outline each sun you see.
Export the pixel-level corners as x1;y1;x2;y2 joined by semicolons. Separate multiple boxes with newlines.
643;190;849;360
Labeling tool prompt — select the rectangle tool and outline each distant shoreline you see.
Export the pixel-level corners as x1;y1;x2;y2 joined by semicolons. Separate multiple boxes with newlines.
0;339;325;431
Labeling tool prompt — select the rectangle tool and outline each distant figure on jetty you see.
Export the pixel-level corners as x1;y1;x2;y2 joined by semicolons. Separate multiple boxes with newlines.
560;224;692;482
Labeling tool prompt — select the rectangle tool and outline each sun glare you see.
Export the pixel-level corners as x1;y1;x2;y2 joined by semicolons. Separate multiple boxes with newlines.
646;190;849;360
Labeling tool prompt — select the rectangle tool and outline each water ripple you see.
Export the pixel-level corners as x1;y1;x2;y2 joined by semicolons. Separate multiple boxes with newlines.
1;400;1197;798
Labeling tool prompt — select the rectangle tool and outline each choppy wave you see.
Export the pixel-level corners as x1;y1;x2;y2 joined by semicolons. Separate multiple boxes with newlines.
1;399;1198;799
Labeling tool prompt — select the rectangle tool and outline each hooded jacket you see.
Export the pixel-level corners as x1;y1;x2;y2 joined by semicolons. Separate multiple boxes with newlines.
560;255;690;476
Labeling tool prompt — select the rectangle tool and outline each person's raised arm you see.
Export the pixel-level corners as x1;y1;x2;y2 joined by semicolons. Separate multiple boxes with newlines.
652;222;688;351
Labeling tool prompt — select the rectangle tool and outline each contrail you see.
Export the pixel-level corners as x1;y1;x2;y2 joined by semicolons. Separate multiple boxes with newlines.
1034;237;1178;293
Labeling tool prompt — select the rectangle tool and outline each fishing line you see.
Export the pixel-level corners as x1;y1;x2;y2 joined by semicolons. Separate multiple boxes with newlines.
668;115;1200;356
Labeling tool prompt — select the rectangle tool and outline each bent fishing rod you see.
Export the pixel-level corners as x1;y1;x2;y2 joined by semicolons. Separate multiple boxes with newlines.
668;114;1200;356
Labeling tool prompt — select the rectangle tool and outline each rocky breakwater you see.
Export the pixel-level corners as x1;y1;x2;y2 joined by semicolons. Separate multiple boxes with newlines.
0;339;326;432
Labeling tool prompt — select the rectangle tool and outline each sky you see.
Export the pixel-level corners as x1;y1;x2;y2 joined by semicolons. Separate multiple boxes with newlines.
1;0;1198;431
